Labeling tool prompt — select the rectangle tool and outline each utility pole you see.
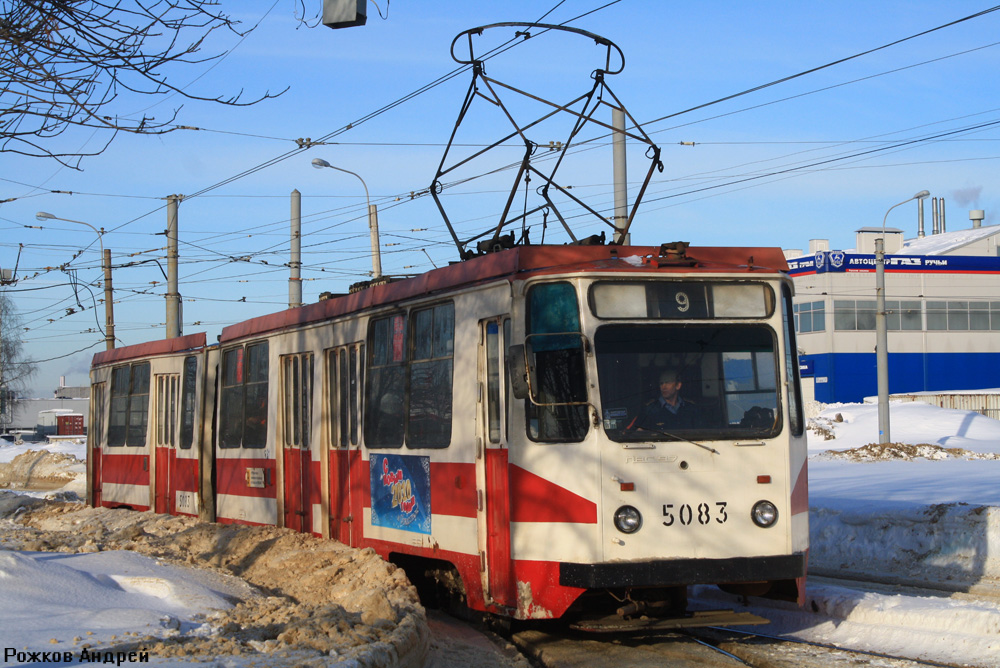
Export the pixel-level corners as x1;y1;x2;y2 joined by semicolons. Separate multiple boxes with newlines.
165;195;181;339
103;248;115;350
290;190;303;308
612;107;628;244
876;190;930;444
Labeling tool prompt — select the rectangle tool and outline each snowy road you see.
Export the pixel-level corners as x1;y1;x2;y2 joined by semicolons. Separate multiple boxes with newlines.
513;572;1000;668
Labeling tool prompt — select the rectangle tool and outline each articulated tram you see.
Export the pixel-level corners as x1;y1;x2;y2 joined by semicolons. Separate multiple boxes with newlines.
88;242;808;622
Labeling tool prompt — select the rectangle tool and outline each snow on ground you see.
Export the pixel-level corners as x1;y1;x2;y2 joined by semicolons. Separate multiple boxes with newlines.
2;399;1000;667
0;438;86;463
0;548;252;656
695;399;1000;668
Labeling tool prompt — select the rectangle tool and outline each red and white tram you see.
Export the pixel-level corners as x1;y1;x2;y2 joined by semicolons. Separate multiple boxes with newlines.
88;242;808;622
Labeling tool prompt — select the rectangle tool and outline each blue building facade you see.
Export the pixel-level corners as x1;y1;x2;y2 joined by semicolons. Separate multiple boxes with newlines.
787;224;1000;404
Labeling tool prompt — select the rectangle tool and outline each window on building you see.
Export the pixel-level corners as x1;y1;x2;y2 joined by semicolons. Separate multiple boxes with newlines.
108;362;150;447
834;300;876;331
793;300;825;333
220;342;269;449
886;300;922;331
927;301;995;332
970;303;990;330
926;301;947;330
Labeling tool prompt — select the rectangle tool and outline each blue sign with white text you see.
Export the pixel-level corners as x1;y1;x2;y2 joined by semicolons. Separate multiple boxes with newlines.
788;252;1000;276
370;453;431;535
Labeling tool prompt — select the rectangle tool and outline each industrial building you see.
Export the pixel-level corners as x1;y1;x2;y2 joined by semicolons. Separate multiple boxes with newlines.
1;381;89;441
786;203;1000;404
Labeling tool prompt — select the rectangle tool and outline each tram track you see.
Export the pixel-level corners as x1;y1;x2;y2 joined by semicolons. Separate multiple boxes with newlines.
510;623;967;668
684;626;969;668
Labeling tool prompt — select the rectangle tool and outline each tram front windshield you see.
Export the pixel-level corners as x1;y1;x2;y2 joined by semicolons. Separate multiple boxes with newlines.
595;325;781;442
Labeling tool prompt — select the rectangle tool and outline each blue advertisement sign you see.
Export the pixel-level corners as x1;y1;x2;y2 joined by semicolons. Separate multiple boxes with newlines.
370;453;431;535
788;252;1000;276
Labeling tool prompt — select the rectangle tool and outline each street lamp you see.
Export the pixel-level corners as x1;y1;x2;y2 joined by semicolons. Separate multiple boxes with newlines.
36;212;116;351
875;190;930;444
311;158;382;279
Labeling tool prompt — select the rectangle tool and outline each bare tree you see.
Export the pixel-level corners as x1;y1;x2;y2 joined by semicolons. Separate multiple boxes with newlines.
0;293;36;430
0;1;284;168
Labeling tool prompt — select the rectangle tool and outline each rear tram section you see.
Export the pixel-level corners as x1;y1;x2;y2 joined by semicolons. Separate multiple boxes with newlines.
88;244;808;622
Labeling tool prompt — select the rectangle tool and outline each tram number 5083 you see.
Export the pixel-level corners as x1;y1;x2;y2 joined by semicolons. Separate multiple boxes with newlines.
662;502;728;526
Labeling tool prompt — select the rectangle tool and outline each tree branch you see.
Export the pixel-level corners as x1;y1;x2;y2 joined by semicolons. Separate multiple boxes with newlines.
0;0;285;167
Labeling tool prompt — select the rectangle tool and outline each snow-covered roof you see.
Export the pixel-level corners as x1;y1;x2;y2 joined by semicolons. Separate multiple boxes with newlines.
855;226;904;233
898;223;1000;255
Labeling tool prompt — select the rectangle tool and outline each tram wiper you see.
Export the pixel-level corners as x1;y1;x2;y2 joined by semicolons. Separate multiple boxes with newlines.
643;429;721;455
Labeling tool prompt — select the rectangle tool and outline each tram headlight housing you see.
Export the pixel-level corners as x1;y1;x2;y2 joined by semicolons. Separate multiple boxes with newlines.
613;505;642;534
751;500;779;528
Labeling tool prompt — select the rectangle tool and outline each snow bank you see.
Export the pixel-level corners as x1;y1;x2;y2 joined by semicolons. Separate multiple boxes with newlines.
0;549;248;648
0;449;85;489
806;401;1000;595
0;498;429;667
810;502;1000;593
696;580;1000;666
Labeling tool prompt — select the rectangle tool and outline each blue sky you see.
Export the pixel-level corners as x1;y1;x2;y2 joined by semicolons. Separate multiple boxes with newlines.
2;1;999;393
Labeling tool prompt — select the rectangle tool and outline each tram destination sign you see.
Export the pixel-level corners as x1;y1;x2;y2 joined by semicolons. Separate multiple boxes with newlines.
590;281;773;319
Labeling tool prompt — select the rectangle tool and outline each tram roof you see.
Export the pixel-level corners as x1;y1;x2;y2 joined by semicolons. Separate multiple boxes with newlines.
218;244;788;344
92;332;207;367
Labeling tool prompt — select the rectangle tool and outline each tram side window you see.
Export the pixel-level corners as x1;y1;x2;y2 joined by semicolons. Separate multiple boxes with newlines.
351;346;361;444
220;342;269;449
180;356;197;449
155;374;179;447
408;303;454;448
365;306;455;449
525;282;589;443
90;382;106;446
365;314;407;448
108;362;151;447
281;353;313;448
782;285;804;436
328;345;363;448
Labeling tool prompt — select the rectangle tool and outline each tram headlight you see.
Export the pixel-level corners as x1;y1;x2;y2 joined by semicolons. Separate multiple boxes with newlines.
613;505;642;534
751;500;779;528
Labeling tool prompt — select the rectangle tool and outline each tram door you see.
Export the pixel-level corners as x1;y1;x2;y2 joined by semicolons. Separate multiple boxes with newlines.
280;353;313;533
328;345;361;545
152;373;180;513
89;382;106;507
477;318;515;608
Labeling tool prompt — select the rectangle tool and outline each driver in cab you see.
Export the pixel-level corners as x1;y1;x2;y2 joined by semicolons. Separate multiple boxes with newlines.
627;367;701;433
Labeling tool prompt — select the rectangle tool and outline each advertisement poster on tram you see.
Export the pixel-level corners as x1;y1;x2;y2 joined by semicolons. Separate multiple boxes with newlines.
369;454;431;534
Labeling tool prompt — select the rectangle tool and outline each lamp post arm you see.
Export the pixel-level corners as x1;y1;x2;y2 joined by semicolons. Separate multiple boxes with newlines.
34;211;114;350
36;213;104;256
311;159;382;279
319;164;370;207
